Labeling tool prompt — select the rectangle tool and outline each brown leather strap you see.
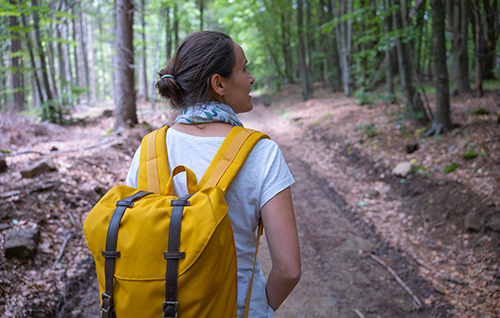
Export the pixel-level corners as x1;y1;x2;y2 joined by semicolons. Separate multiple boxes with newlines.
101;191;152;318
163;194;192;318
243;219;264;318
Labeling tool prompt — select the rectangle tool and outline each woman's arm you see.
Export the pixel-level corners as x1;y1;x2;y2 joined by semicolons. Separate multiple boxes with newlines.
261;187;301;311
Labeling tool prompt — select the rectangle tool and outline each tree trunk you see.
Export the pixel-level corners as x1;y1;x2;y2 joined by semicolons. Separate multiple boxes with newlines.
31;0;53;102
79;11;91;104
320;0;340;91
414;0;426;76
10;0;24;112
20;8;44;106
141;0;149;101
383;0;395;102
392;0;428;121
449;0;471;94
166;6;172;63
281;11;294;84
114;0;137;129
483;0;499;79
471;0;484;97
47;0;58;101
332;0;354;96
297;0;313;100
305;0;316;84
56;0;71;107
173;4;179;49
98;11;106;100
71;5;80;103
86;14;97;105
198;0;204;31
150;13;163;109
31;0;57;122
426;0;454;135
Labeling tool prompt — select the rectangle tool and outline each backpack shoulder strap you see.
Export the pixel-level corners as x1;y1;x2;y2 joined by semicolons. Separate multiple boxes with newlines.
199;126;269;192
137;125;170;195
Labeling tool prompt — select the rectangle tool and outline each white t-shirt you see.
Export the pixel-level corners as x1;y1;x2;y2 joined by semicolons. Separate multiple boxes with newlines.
126;128;295;318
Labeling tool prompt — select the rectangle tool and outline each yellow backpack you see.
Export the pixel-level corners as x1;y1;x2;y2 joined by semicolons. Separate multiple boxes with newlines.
83;125;269;318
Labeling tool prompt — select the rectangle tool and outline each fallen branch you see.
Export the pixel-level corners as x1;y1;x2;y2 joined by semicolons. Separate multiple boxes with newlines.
0;134;121;158
370;254;423;310
65;205;81;231
0;182;58;200
353;309;365;318
54;230;76;268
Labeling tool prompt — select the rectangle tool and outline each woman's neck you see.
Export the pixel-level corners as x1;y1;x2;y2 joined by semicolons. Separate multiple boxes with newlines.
170;122;233;137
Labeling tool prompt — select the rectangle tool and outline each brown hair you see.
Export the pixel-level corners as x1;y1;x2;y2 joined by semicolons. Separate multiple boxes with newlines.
156;31;236;109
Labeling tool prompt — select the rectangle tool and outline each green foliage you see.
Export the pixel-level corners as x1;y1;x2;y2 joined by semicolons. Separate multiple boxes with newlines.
473;109;489;115
462;152;479;160
444;163;461;174
355;123;377;137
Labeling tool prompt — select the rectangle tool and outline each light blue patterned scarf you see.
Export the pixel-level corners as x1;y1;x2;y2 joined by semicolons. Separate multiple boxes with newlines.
175;101;244;127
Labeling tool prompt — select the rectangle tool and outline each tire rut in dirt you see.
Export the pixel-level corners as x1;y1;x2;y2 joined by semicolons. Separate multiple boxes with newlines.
275;148;447;318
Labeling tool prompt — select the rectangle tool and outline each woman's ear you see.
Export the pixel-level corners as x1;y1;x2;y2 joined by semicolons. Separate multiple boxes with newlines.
210;74;226;98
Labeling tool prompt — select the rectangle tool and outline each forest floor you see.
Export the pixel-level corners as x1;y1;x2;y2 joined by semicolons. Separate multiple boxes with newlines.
0;84;499;317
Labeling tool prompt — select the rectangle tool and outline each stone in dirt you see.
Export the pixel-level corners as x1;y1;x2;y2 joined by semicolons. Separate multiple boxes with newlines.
0;223;10;231
0;158;6;173
20;157;57;178
5;228;41;259
392;162;412;178
487;216;500;232
464;212;481;231
362;188;379;198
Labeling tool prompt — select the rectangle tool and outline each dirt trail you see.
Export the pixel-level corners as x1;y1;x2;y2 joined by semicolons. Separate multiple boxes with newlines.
240;106;442;317
0;104;449;317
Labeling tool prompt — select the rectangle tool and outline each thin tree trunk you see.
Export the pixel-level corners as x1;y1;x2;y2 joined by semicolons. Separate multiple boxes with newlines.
150;13;163;109
141;0;149;101
332;0;354;96
60;0;72;107
392;0;428;122
10;0;24;112
114;0;137;129
86;14;97;105
47;0;58;101
198;0;204;31
383;0;395;102
297;0;313;100
79;11;90;104
281;11;294;84
20;8;44;105
471;0;484;97
71;5;80;103
173;4;179;49
98;9;106;100
31;0;53;102
305;0;315;84
166;6;172;63
426;0;454;135
449;0;471;94
483;0;499;79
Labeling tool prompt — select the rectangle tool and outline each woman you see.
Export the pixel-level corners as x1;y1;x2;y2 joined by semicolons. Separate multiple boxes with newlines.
126;31;300;318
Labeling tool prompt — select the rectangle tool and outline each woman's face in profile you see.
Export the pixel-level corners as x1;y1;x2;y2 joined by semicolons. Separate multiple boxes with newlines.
220;43;255;114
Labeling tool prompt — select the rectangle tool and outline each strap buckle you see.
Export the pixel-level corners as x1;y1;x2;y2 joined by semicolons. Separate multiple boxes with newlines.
163;301;179;318
100;293;112;313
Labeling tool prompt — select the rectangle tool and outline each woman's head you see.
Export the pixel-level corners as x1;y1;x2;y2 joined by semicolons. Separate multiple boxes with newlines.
156;31;236;109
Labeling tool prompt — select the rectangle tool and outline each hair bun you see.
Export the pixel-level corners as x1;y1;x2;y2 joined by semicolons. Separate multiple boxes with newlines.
156;69;181;101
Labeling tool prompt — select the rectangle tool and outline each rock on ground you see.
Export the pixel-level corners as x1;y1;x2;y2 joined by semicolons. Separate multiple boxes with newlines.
392;162;412;178
5;228;41;259
20;157;57;178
